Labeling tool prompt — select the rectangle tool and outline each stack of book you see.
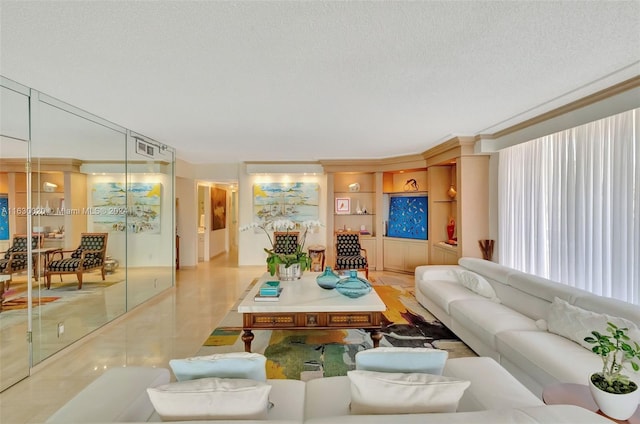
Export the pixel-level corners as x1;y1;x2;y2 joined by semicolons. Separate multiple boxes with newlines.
254;280;283;302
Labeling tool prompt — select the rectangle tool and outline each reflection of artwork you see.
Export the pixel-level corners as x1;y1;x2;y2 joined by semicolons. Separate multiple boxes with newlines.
0;195;8;240
211;187;226;230
253;182;319;226
388;196;427;240
92;182;162;234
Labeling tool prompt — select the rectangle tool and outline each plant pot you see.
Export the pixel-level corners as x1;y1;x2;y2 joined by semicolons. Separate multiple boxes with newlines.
589;373;640;420
276;263;302;281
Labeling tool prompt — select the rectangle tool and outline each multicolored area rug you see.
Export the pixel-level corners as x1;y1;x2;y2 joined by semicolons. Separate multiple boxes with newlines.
1;296;60;312
196;278;475;380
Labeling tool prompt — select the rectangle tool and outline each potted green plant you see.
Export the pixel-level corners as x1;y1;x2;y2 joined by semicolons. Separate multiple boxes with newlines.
240;219;322;280
584;322;640;420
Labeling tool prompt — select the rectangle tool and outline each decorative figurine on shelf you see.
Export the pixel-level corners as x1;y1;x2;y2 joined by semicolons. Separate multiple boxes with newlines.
404;178;419;191
447;218;456;243
447;185;457;199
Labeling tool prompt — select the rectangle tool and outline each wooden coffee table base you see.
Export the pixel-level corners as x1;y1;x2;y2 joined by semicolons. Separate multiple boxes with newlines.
241;310;383;353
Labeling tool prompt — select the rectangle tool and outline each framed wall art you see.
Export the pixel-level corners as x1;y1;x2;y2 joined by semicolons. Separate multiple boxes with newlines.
252;182;319;227
335;197;350;214
211;187;226;230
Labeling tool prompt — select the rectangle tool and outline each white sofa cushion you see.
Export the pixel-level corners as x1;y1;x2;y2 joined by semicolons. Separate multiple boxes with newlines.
455;269;500;303
146;377;271;421
417;279;480;315
442;357;543;411
495;329;603;387
449;298;539;350
347;370;470;414
547;297;640;350
304;405;612;424
355;347;448;375
45;367;170;423
169;352;267;382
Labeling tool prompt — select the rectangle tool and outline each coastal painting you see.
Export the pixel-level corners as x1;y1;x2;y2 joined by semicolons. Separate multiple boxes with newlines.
252;182;319;226
91;182;162;233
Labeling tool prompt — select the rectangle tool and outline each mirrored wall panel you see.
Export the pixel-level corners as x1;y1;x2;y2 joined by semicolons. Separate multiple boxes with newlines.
0;76;176;391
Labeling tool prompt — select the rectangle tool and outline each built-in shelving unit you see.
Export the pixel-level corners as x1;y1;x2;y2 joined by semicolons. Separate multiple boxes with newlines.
425;137;490;264
381;169;429;272
333;173;376;236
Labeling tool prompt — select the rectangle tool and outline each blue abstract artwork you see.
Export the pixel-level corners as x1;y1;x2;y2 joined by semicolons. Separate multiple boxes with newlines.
388;196;427;240
0;195;8;240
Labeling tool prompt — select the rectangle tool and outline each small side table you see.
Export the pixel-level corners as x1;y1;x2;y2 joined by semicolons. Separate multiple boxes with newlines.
543;382;640;424
307;245;325;272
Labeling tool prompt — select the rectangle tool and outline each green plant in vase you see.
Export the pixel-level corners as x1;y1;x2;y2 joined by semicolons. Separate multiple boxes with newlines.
584;321;640;420
240;219;322;277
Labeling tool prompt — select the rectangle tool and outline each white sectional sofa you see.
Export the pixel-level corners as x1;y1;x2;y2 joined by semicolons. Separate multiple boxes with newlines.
46;357;612;423
415;257;640;398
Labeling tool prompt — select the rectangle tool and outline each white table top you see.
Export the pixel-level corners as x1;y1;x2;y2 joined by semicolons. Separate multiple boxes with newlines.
238;272;386;313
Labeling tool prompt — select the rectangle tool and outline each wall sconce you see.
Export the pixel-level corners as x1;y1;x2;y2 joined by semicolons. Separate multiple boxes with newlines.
43;182;58;192
199;214;205;228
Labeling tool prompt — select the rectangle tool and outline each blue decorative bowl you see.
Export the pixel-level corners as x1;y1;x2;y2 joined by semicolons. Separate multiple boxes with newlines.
335;270;372;298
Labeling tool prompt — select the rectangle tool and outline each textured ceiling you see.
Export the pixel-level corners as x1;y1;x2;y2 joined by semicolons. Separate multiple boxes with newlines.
1;1;639;164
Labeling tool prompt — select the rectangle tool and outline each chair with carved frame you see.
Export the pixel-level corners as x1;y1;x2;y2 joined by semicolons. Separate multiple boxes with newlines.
272;231;300;255
45;233;108;290
334;231;368;279
0;234;43;292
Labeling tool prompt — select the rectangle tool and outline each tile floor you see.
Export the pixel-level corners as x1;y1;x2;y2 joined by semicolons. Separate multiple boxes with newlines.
0;250;412;423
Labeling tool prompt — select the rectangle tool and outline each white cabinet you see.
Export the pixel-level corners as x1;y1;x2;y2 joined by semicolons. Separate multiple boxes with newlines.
383;237;428;273
360;236;376;269
431;242;459;265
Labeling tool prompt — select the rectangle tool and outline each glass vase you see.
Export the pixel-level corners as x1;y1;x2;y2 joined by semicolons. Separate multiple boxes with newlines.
316;266;340;289
335;270;372;298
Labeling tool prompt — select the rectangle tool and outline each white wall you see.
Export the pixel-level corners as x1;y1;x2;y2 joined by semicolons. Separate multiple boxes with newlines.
238;167;328;266
177;176;197;268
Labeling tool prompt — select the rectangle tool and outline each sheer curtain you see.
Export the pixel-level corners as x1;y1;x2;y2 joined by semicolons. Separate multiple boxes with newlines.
499;108;639;305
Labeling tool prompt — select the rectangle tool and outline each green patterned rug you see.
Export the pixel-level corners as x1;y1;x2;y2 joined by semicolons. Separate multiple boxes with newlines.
196;278;475;380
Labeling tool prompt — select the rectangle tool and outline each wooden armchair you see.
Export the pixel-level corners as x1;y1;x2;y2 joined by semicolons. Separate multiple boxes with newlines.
0;234;42;291
334;231;368;279
45;233;108;290
273;231;300;255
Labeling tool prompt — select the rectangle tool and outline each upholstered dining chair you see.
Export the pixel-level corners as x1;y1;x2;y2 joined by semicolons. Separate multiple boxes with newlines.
45;233;108;290
0;234;42;291
273;231;300;255
334;231;368;279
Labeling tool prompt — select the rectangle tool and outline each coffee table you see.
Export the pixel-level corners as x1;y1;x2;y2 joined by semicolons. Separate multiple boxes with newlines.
237;272;386;352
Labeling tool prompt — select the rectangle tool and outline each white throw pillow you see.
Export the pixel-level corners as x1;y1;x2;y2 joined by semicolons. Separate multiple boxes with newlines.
355;347;448;375
146;377;271;421
347;370;470;415
169;352;267;382
455;270;500;303
547;297;640;350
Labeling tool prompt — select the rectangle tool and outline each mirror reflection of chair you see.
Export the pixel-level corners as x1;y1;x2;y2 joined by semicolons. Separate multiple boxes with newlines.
273;231;300;255
334;231;368;279
0;234;43;292
45;233;108;290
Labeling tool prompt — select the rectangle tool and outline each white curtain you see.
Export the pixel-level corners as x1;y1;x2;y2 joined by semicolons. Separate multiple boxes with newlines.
499;108;639;305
